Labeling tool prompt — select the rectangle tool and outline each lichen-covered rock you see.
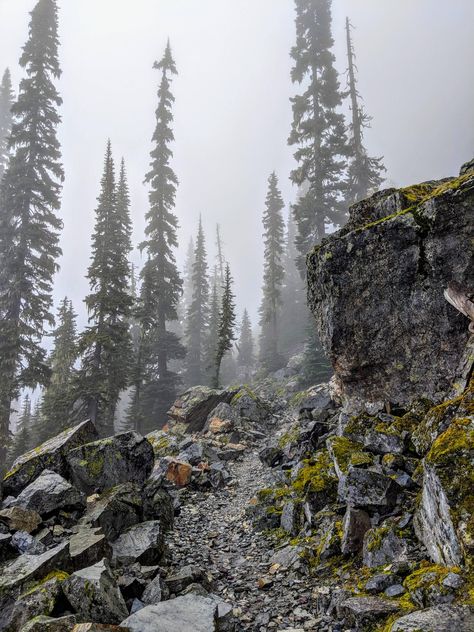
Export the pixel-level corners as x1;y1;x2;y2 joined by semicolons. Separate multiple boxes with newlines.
168;387;237;433
340;468;400;511
112;521;164;566
121;594;218;632
0;542;70;609
72;625;130;632
3;420;98;496
307;170;474;411
12;470;85;516
69;525;111;569
63;559;128;624
414;416;474;566
363;520;411;568
0;507;42;533
1;571;69;631
389;604;474;631
337;596;399;627
83;483;142;542
141;478;174;528
66;432;154;495
21;615;78;631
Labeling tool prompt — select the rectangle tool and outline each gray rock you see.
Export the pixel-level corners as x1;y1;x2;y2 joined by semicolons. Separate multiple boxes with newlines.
112;521;164;566
165;565;204;594
390;605;474;631
364;427;405;455
12;470;85;516
338;596;399;626
67;432;154;495
178;442;219;466
0;532;15;563
365;574;396;594
63;558;128;624
69;525;111;569
341;507;371;555
385;584;406;597
280;501;301;536
11;530;47;555
142;479;173;529
3;419;98;496
442;572;464;590
229;387;270;423
307;171;474;410
121;594;218;631
0;507;42;533
84;483;142;541
0;542;70;609
414;462;463;566
363;522;410;568
341;468;400;510
20;615;78;631
141;574;164;604
168;386;237;433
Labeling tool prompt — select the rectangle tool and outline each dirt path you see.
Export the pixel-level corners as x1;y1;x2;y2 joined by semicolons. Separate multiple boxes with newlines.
167;448;336;632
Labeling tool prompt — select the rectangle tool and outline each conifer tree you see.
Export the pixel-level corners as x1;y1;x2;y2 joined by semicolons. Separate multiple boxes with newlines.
289;0;349;273
259;172;286;372
0;68;14;181
345;18;385;203
0;0;63;470
215;224;226;293
280;204;310;359
77;142;132;436
39;298;78;441
237;309;255;381
183;238;195;315
29;394;43;450
132;42;185;432
204;277;220;387
185;217;209;386
214;264;237;388
9;394;32;463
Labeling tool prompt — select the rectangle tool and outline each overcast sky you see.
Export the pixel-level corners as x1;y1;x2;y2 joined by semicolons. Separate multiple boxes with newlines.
0;0;473;329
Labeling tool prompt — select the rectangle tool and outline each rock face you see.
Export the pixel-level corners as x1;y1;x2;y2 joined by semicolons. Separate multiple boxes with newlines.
168;386;237;433
66;432;154;495
307;170;474;410
3;420;98;496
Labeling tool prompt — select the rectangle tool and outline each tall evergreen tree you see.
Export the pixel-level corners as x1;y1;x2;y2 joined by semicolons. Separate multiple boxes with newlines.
289;0;349;273
131;42;185;432
39;298;78;442
0;68;14;181
203;277;220;387
215;224;226;294
237;309;255;381
259;172;286;372
185;217;209;386
214;264;237;388
280;205;308;359
345;18;385;203
182;237;195;315
9;394;32;464
0;0;63;470
77;142;133;436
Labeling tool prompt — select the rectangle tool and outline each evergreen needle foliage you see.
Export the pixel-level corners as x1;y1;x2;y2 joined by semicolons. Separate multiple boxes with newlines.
259;172;286;373
0;0;63;469
237;308;255;381
77;142;133;437
289;0;349;274
130;41;185;433
214;264;237;388
0;68;14;182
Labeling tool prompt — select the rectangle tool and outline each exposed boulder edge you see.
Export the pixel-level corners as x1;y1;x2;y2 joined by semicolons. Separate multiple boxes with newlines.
307;169;474;411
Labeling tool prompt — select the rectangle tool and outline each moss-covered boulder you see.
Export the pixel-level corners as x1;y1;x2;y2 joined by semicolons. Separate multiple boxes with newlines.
66;432;154;495
307;167;474;411
83;482;142;542
389;604;474;631
414;416;474;566
12;470;85;517
3;420;98;497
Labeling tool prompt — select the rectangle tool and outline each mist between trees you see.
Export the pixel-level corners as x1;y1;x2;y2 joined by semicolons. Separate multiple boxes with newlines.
0;0;386;469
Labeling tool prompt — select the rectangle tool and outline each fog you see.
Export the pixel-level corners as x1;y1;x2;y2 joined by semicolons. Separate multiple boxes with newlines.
0;0;473;327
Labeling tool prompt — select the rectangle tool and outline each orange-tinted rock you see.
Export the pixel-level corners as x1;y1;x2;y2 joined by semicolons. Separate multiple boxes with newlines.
165;460;192;487
208;418;232;434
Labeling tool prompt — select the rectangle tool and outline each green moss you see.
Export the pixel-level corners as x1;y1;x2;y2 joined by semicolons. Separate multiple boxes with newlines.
21;570;70;597
278;425;300;449
427;418;474;465
404;563;459;593
327;436;372;474
366;524;392;552
292;450;336;497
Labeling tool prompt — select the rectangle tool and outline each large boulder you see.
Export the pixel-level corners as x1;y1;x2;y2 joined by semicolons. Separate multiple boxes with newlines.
63;559;128;624
168;387;237;433
390;605;474;631
112;521;164;566
12;470;85;516
414;416;474;566
2;420;98;496
83;483;142;541
66;432;154;495
121;594;218;632
69;525;112;569
307;170;474;411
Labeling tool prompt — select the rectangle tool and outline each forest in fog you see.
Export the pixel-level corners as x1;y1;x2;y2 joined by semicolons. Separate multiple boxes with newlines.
0;0;472;467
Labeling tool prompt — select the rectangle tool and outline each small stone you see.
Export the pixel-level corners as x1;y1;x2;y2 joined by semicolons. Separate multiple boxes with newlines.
165;565;203;594
0;507;42;533
442;572;464;590
258;577;274;590
11;530;46;555
365;574;395;594
384;584;406;598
